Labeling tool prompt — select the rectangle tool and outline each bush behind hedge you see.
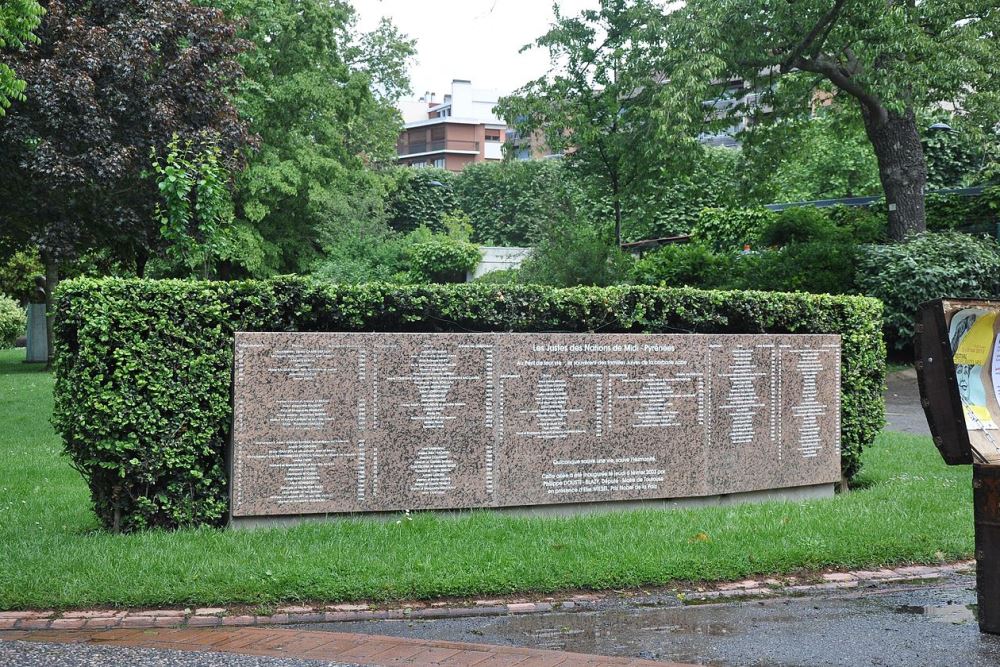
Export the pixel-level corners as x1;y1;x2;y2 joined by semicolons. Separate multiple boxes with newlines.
693;207;776;252
54;278;885;531
856;231;1000;350
0;295;26;348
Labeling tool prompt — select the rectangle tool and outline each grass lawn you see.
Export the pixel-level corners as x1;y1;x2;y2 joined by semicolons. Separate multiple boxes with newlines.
0;347;974;610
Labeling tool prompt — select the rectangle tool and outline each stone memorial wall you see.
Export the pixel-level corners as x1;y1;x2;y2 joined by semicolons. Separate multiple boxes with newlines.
230;332;841;519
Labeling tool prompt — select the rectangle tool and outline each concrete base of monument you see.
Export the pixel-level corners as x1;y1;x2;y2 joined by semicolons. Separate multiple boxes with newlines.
228;482;835;529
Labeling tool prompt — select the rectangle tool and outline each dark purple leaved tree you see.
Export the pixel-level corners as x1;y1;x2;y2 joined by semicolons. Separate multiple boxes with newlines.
0;0;254;358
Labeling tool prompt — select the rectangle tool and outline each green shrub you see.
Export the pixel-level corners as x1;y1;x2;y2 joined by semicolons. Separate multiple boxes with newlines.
693;207;775;252
856;231;1000;350
409;239;481;283
454;160;584;246
0;248;44;305
760;207;841;247
385;168;458;233
0;296;26;348
825;205;887;244
312;230;410;284
631;243;736;288
925;191;997;233
54;277;885;531
518;221;632;287
735;241;858;295
474;268;520;284
623;145;743;240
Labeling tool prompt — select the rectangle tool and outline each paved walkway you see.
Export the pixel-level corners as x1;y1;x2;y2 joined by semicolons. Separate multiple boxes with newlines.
885;367;930;436
0;562;974;666
0;627;690;666
0;562;971;633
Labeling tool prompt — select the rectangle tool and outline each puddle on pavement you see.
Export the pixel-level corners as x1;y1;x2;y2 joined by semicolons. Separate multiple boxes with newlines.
894;602;977;624
495;608;737;653
489;593;977;656
297;577;997;667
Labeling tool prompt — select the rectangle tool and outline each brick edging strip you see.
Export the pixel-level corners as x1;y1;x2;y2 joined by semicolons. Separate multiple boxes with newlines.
0;561;975;632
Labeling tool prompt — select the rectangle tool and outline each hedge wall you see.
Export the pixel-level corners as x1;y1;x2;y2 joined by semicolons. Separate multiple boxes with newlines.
54;278;886;532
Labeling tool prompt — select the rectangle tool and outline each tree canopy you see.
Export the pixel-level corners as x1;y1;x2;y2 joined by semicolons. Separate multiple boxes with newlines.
660;0;1000;239
0;0;252;275
496;0;671;246
0;0;43;115
207;0;415;275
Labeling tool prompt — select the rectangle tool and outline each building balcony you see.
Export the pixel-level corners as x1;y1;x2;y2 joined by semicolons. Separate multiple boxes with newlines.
397;139;480;157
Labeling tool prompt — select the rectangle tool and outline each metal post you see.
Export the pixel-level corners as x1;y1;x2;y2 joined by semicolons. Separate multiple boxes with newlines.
974;464;1000;633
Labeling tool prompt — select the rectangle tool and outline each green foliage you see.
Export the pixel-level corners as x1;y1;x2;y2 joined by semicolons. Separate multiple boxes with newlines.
0;0;250;275
728;208;860;295
925;192;998;233
740;108;882;204
692;207;775;252
736;241;859;296
0;0;43;115
313;216;478;286
208;0;415;275
0;247;42;304
922;119;995;189
660;0;1000;239
312;228;409;284
0;295;25;348
53;277;886;531
496;0;673;244
454;161;584;246
825;205;887;244
760;207;842;247
474;268;520;285
386;168;458;233
518;222;632;287
856;232;1000;350
631;243;735;288
635;207;861;296
625;146;744;240
150;136;235;278
408;239;481;284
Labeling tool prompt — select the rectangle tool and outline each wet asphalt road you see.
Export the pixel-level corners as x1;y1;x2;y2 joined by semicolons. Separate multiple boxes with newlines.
0;640;357;667
296;573;1000;667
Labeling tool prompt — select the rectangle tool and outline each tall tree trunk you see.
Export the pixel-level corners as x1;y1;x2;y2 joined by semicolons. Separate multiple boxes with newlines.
861;106;927;241
610;170;623;247
613;196;622;248
135;247;148;278
42;254;59;370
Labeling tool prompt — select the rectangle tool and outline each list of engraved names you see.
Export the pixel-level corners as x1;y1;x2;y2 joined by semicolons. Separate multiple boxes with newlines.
231;333;842;517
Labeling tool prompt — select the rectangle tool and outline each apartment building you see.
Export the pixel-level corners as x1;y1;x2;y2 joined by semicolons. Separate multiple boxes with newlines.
396;80;508;172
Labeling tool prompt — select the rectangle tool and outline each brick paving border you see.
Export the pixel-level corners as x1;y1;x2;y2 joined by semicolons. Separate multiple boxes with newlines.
0;561;975;633
0;627;694;667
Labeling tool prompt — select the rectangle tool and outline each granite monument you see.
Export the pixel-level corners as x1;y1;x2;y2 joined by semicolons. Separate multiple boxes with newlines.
231;332;841;520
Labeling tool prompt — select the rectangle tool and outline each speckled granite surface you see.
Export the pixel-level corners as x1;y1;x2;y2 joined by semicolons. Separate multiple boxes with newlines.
231;333;841;518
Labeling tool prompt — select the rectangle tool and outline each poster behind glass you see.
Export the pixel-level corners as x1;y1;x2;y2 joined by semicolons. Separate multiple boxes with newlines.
945;305;1000;461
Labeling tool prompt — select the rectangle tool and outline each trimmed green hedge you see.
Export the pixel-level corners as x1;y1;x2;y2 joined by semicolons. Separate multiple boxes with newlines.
53;278;885;531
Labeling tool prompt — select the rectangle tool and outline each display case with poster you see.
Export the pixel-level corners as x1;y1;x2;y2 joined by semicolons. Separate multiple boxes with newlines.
916;298;1000;464
916;298;1000;635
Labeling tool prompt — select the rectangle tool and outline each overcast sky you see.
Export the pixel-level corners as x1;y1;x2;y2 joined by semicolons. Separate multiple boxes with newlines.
355;0;599;101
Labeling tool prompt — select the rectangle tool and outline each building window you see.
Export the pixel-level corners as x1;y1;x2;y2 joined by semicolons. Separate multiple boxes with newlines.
431;126;446;141
485;130;502;142
433;158;446;169
410;161;426;168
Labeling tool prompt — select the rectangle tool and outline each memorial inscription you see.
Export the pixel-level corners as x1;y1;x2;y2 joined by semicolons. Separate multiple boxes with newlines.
231;333;842;518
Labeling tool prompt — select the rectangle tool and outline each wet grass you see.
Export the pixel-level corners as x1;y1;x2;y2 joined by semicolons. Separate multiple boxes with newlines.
0;348;973;610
